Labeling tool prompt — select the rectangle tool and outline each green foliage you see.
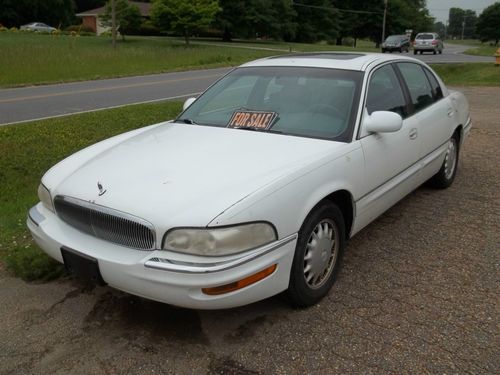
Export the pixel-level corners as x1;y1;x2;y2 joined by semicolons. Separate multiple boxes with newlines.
0;101;183;281
151;0;220;45
101;0;143;40
476;2;500;45
448;7;478;39
0;0;75;28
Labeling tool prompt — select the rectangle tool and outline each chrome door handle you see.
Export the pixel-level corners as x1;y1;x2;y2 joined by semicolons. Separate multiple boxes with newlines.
409;128;418;140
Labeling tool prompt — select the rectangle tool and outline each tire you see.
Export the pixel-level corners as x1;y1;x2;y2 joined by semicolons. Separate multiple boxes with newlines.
427;134;459;189
433;49;437;55
439;49;443;54
399;48;402;53
413;50;417;55
381;49;386;53
287;201;345;307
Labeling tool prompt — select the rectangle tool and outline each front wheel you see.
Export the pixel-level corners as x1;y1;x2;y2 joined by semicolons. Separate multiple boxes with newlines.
287;202;345;307
427;135;459;189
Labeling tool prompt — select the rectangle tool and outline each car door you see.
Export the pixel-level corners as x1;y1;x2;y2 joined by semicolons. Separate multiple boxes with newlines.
395;62;454;160
355;63;421;230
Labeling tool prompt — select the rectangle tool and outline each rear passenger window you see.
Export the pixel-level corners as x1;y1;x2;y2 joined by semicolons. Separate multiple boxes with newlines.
423;68;443;101
397;63;434;112
366;65;407;117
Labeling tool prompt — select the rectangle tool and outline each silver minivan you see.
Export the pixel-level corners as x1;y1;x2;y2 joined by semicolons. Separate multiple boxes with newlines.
413;33;444;55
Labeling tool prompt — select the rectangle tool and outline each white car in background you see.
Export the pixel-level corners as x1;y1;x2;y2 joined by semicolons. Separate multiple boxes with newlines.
20;22;56;33
28;53;471;309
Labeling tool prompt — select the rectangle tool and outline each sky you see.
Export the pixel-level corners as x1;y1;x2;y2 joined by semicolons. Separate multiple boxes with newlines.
426;0;498;22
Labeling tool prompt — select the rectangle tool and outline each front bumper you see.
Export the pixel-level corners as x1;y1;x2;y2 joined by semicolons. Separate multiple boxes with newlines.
27;203;297;309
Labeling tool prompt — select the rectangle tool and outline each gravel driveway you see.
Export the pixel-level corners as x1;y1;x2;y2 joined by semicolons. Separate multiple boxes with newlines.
0;86;498;374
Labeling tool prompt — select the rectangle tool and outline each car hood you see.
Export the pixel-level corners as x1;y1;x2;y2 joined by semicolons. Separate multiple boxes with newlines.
52;122;348;232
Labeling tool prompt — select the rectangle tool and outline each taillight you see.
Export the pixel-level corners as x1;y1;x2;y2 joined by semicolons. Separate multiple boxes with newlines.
432;40;438;45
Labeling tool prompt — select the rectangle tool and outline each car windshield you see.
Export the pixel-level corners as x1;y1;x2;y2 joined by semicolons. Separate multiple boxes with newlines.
178;66;363;142
386;36;401;42
417;34;434;40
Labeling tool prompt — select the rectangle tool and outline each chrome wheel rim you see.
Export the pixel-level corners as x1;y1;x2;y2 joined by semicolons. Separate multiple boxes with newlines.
444;138;457;180
303;219;339;289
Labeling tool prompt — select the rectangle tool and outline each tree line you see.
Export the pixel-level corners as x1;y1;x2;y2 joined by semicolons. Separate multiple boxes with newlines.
1;0;499;46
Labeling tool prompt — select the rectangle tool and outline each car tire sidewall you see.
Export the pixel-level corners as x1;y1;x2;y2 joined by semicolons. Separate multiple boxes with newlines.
287;202;345;307
428;134;460;189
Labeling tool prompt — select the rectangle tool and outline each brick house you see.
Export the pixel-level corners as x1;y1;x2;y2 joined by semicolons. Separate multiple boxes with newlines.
76;1;151;35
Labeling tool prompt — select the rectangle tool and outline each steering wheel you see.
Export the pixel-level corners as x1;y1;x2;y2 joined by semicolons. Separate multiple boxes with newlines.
307;103;345;119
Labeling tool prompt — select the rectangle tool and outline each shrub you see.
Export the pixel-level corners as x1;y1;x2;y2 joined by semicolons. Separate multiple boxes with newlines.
137;20;161;36
9;27;18;32
0;26;8;32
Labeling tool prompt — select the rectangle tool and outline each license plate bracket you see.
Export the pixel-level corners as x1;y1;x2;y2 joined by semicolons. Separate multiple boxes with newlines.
61;247;106;286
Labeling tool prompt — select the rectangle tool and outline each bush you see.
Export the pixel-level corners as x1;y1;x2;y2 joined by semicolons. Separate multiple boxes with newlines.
9;27;18;32
65;25;95;34
0;26;8;32
137;20;160;36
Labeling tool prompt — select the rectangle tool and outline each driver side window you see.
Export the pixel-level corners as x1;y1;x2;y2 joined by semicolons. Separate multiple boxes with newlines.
367;65;408;118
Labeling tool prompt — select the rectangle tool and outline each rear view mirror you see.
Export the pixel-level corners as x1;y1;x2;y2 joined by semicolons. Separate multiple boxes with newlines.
183;97;196;111
364;111;403;133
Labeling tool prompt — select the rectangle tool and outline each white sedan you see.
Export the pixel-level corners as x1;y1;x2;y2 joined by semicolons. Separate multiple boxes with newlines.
20;22;56;33
28;53;471;309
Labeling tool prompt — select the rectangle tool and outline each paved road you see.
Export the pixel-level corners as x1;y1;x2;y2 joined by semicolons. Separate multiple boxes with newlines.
1;86;498;373
0;43;492;126
0;68;231;126
400;42;493;64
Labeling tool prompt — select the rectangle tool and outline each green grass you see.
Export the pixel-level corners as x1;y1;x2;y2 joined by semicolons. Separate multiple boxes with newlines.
444;39;483;46
0;33;281;87
0;101;183;281
430;63;500;86
0;33;377;87
464;45;498;57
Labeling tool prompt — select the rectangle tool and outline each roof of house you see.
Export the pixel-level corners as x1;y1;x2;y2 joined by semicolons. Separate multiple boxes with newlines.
76;1;151;17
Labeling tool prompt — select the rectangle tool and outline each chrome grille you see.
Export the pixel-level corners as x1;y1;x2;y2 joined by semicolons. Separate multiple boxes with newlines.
54;196;155;250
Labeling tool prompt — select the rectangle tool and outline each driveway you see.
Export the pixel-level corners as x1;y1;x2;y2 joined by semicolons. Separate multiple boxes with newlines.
0;43;494;126
0;86;498;374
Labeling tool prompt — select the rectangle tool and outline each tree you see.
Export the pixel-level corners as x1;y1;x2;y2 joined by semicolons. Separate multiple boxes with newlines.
476;2;500;46
0;0;75;28
74;0;106;13
151;0;220;46
101;0;142;40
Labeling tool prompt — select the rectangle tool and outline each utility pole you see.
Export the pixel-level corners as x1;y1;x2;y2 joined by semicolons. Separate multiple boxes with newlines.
111;0;116;49
381;0;388;44
461;14;465;40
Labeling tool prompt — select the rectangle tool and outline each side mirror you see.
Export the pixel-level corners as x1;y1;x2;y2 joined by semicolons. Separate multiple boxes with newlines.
183;97;196;111
364;111;403;133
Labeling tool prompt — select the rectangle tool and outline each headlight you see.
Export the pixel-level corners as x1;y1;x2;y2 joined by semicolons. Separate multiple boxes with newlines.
38;183;54;212
163;222;277;256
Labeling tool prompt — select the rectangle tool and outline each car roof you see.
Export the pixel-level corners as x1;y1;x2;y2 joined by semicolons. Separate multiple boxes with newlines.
240;52;422;72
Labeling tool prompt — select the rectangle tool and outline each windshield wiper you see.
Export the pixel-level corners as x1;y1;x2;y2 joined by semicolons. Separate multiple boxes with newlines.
180;118;198;124
234;126;283;134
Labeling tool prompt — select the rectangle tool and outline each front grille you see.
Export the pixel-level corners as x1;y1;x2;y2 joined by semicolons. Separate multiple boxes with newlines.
54;196;155;250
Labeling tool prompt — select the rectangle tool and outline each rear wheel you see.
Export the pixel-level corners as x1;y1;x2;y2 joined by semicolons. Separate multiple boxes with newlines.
413;49;417;55
433;49;437;55
427;134;459;189
287;202;345;307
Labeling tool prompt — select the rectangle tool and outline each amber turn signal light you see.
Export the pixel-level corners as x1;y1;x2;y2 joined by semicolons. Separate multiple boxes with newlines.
202;264;277;296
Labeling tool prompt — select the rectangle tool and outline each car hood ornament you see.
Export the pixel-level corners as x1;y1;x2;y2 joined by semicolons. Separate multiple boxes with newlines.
97;181;107;196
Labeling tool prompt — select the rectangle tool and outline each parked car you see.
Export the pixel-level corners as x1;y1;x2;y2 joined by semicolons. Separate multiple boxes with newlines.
28;53;471;309
413;32;444;54
381;35;410;53
20;22;56;33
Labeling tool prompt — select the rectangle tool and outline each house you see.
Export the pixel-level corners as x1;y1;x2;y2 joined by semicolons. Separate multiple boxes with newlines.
76;1;151;35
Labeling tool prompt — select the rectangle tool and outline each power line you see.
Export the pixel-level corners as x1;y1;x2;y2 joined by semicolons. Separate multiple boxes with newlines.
291;1;384;15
